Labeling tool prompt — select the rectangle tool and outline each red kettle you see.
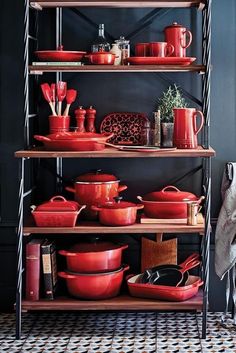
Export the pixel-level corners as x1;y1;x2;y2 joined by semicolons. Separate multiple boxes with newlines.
173;108;204;149
164;22;192;57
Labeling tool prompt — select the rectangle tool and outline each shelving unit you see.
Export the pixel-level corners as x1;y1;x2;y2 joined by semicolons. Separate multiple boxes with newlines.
16;0;212;340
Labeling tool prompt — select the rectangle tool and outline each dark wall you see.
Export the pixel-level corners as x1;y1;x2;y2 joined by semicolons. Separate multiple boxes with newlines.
0;0;235;311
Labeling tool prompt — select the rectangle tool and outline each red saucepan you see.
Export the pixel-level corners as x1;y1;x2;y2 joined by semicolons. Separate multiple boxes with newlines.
58;265;129;300
91;196;144;226
35;45;86;62
127;274;203;302
137;185;201;219
66;170;127;220
59;242;128;273
34;132;113;151
85;52;116;65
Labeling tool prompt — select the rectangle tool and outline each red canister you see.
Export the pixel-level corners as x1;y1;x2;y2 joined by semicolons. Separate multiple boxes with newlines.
164;22;192;57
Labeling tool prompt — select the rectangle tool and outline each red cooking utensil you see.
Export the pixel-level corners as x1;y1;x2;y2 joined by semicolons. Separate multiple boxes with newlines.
50;83;56;111
40;83;57;116
63;89;77;116
56;81;67;116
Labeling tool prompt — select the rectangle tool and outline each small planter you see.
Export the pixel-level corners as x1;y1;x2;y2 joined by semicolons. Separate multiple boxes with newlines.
161;122;174;147
49;115;70;134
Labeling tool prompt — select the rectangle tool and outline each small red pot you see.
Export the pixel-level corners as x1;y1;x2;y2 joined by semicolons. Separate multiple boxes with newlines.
85;52;116;65
58;265;129;300
59;242;128;273
49;115;70;134
135;43;150;57
91;197;144;226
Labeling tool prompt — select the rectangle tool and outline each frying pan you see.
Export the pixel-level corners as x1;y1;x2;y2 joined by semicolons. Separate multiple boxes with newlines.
150;259;200;287
140;253;200;286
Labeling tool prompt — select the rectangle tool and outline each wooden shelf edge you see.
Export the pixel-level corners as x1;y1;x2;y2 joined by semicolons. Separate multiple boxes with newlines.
30;1;205;9
15;146;216;159
21;291;203;311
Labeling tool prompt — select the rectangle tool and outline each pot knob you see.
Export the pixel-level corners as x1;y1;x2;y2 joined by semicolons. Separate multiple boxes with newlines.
114;196;123;203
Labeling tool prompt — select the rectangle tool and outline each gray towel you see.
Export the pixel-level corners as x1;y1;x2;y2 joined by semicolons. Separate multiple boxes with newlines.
215;162;236;279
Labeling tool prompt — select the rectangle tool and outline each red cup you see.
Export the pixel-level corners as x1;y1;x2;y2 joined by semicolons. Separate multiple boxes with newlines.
149;42;174;57
49;115;70;133
135;43;150;57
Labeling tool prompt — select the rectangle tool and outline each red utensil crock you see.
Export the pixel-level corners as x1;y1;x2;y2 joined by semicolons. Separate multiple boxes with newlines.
149;42;174;57
164;22;192;57
49;115;70;133
173;108;204;149
135;43;150;57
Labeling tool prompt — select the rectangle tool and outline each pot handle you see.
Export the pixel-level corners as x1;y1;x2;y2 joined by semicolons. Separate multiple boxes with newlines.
58;271;77;279
182;29;192;49
90;205;101;212
162;185;180;193
123;265;130;272
136;204;144;210
65;186;76;194
50;195;67;202
179;253;200;269
193;110;204;135
121;244;129;251
118;185;128;193
180;260;201;274
194;280;204;288
137;196;143;202
34;135;51;142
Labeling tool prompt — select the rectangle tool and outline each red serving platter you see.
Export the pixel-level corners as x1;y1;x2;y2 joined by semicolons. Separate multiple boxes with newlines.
126;57;196;65
35;50;86;62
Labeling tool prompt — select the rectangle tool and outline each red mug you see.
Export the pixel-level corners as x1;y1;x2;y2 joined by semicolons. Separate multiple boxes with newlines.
173;108;204;149
149;42;174;57
135;43;150;57
164;22;192;57
49;115;70;134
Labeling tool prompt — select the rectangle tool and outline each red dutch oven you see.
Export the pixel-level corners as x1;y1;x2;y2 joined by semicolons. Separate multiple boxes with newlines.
91;197;144;226
58;241;128;273
66;170;128;220
85;52;116;65
58;265;129;300
137;185;199;219
35;45;86;62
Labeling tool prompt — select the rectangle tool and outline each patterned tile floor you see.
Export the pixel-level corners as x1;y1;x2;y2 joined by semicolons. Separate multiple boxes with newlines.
0;312;235;353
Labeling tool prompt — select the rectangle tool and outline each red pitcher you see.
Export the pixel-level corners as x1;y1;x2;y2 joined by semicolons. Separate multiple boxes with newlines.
173;108;204;149
164;22;192;57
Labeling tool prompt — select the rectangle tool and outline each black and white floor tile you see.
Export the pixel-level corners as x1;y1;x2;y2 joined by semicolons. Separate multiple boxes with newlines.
0;312;235;353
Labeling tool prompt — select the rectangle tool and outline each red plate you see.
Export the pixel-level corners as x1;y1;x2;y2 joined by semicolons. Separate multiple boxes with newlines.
126;57;196;65
35;50;86;62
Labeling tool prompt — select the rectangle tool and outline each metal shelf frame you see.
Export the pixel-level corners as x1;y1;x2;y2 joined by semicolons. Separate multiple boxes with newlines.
16;0;212;339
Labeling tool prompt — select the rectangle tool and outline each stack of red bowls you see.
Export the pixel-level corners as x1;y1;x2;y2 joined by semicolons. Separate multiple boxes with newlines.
58;241;129;299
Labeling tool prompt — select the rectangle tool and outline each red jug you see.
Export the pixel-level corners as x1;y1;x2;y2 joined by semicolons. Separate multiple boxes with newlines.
173;108;204;149
164;22;192;57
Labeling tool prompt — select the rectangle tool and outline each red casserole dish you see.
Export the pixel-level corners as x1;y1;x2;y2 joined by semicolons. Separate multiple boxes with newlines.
127;274;203;302
85;52;116;65
35;46;86;62
58;242;128;273
31;196;86;227
58;265;129;300
34;132;113;151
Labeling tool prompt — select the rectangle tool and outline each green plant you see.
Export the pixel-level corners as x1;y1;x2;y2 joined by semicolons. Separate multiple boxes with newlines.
157;84;188;123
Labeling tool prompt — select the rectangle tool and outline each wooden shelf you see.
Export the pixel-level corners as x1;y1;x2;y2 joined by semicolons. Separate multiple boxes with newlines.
30;1;206;9
15;146;215;159
23;219;205;235
21;291;203;311
29;64;206;74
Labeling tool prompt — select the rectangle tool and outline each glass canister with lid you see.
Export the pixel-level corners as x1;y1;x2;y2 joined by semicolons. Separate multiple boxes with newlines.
115;36;130;65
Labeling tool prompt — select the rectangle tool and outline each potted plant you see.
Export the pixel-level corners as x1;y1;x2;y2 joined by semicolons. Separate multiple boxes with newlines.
157;84;188;147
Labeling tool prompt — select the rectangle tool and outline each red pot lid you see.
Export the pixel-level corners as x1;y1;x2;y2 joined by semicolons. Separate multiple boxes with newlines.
76;169;118;183
165;22;185;29
35;195;79;211
143;185;197;202
97;197;137;209
68;242;125;253
47;132;107;140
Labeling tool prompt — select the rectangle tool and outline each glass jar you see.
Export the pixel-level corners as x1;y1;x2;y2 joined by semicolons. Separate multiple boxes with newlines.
91;24;111;53
115;36;130;65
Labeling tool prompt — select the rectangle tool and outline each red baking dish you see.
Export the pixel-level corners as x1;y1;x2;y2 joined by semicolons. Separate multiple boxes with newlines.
127;274;203;302
58;242;128;273
31;196;86;227
35;46;86;62
58;265;129;300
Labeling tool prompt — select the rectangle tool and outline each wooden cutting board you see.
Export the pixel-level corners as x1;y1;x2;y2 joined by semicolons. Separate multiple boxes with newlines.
141;233;177;272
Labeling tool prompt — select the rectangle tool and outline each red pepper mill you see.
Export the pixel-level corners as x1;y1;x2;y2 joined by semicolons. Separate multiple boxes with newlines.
75;106;86;132
86;106;96;132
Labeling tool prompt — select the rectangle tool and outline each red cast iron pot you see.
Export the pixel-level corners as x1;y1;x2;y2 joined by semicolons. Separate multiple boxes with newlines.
58;265;129;300
34;132;113;151
85;52;116;65
91;197;144;226
58;242;128;273
164;22;192;57
65;170;128;220
35;45;86;62
137;185;199;219
127;274;203;302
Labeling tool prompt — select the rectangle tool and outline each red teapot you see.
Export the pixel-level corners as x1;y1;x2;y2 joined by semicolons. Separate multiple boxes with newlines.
164;22;192;57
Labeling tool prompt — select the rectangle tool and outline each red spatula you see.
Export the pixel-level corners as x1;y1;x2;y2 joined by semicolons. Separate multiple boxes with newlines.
50;83;56;111
63;89;77;116
41;83;57;116
56;81;67;116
